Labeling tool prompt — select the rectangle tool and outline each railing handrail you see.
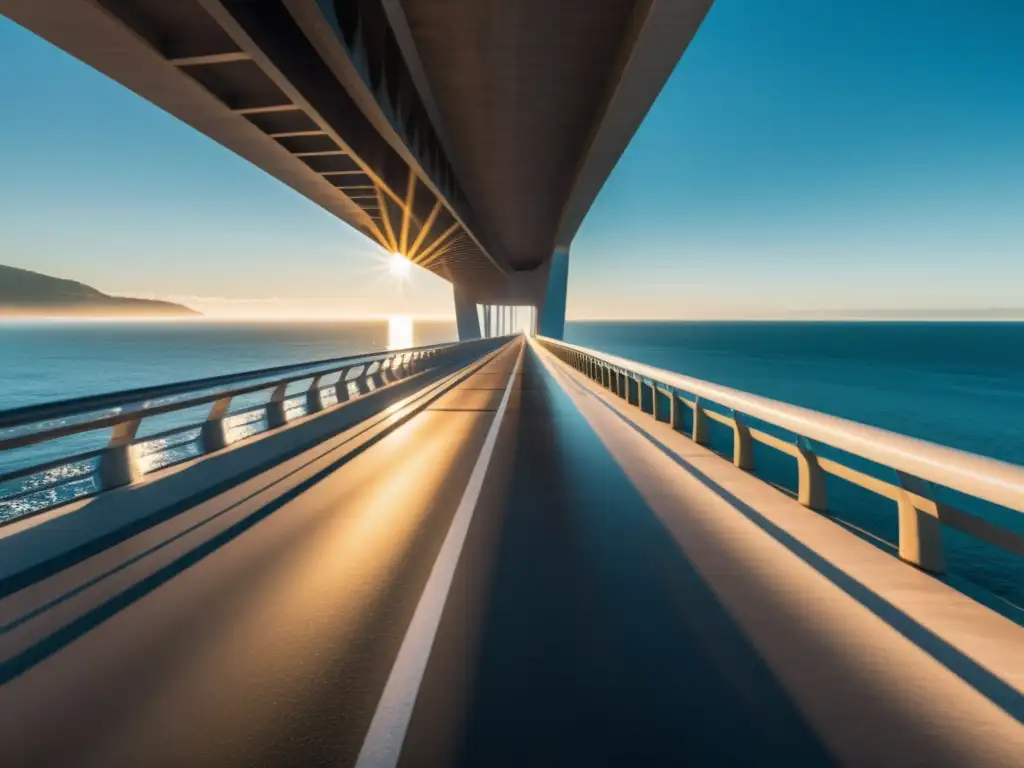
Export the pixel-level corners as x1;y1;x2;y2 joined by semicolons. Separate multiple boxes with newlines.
540;337;1024;515
0;340;461;432
0;337;509;519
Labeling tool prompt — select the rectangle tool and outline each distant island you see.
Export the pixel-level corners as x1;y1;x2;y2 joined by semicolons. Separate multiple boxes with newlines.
0;264;199;318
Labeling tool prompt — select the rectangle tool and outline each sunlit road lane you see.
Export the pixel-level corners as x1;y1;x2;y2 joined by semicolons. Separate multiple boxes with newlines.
0;343;522;768
406;344;831;767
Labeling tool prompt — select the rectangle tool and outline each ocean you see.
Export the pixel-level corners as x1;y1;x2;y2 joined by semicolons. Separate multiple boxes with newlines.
1;319;1021;610
0;319;456;410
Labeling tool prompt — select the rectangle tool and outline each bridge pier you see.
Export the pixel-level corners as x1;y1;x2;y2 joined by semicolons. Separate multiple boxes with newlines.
454;284;481;341
537;246;569;339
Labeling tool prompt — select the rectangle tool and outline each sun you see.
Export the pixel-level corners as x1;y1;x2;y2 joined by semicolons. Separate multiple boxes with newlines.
388;252;411;278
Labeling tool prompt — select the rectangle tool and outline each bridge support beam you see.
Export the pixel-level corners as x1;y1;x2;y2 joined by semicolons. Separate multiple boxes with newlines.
454;285;481;341
537;247;569;339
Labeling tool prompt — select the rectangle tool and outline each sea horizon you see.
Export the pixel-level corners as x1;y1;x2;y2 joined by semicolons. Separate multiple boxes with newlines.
3;313;1024;324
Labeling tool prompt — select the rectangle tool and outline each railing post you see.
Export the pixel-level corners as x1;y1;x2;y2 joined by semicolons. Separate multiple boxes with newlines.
654;387;671;423
200;396;233;453
641;380;655;415
733;415;754;470
355;366;371;395
306;375;326;414
266;383;289;429
671;393;685;431
895;472;946;573
795;437;827;511
617;371;628;399
388;356;402;380
692;397;709;445
334;369;351;403
627;375;640;406
97;415;143;490
369;362;385;389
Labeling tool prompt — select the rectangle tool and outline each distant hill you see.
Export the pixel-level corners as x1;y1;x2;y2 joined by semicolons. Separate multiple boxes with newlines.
0;264;199;317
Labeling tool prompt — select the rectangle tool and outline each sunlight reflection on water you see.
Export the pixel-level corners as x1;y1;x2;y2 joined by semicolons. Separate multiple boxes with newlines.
387;316;413;350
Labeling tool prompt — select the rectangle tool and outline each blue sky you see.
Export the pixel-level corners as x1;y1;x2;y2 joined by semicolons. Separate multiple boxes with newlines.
2;1;1023;318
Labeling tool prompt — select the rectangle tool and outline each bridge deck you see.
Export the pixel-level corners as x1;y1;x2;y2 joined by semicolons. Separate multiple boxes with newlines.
0;339;1021;767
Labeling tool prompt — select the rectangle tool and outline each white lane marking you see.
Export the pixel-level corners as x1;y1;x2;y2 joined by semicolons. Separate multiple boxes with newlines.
354;342;524;768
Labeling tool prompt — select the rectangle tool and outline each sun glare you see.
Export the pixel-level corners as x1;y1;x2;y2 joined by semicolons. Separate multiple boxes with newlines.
388;252;411;279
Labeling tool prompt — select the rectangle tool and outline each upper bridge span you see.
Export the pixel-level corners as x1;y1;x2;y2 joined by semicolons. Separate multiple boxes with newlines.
0;0;712;332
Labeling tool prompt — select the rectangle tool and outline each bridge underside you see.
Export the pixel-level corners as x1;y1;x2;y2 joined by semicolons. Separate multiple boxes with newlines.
0;0;712;326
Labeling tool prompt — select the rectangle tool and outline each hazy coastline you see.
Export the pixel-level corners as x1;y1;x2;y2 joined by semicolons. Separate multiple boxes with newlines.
0;264;199;318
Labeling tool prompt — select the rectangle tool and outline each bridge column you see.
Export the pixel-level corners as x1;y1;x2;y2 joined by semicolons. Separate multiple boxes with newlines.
454;284;481;341
537;246;569;339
